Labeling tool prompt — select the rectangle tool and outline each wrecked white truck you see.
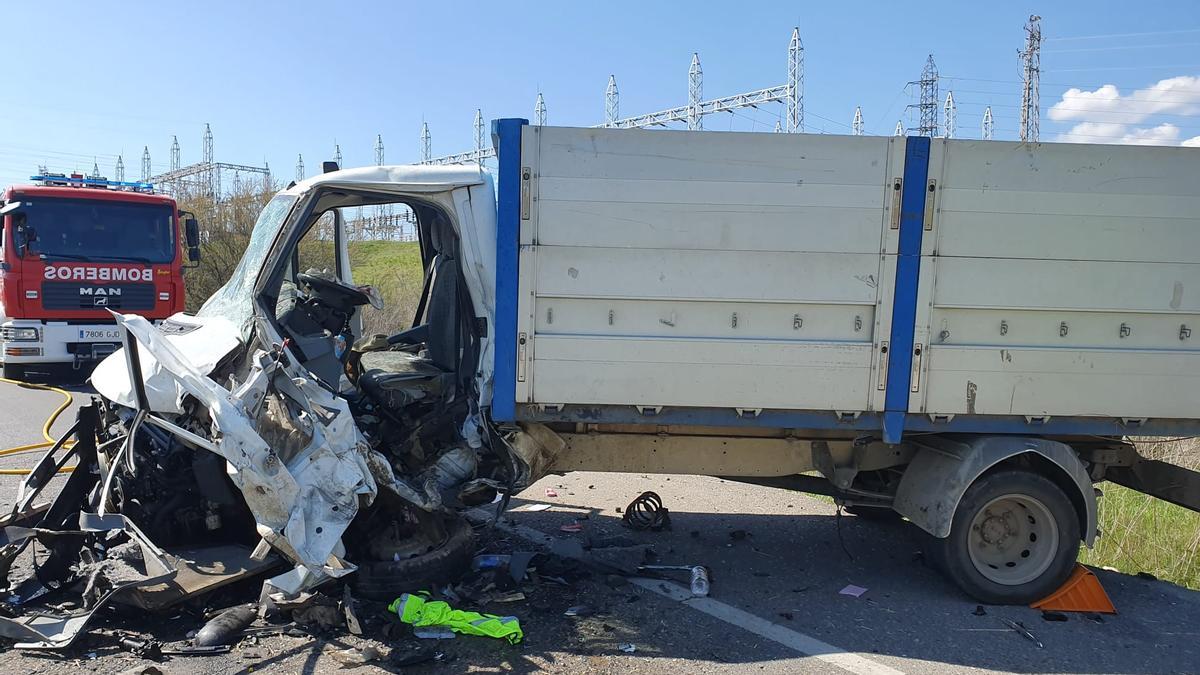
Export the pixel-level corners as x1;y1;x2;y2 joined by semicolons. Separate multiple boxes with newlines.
5;121;1200;647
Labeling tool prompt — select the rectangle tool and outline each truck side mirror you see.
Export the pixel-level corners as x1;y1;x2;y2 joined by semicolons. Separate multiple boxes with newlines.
15;223;35;251
184;217;200;248
188;246;201;263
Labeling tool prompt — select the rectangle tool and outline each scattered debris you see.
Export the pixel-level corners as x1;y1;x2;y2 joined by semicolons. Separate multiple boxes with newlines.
194;604;257;647
618;642;638;653
523;503;553;512
839;584;868;598
545;488;559;498
560;523;584;533
1041;611;1068;622
622;491;671;531
330;645;381;666
342;587;363;636
390;592;524;644
118;666;164;675
1002;618;1044;648
973;605;987;616
605;574;630;589
472;554;511;571
294;600;345;631
639;565;711;597
391;648;444;666
564;605;594;617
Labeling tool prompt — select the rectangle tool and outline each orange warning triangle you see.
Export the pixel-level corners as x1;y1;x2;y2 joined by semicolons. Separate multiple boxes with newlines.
1031;564;1116;614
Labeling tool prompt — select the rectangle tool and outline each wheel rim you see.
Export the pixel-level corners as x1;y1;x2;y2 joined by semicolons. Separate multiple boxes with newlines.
966;493;1060;586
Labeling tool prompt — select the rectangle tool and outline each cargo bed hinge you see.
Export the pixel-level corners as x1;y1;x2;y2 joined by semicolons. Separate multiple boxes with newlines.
890;178;903;229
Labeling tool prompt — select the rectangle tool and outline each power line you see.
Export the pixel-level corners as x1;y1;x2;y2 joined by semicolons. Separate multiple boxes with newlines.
1045;41;1200;55
1045;27;1200;42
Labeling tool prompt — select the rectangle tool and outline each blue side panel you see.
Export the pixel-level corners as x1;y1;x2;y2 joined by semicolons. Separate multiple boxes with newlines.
490;118;528;422
882;136;932;444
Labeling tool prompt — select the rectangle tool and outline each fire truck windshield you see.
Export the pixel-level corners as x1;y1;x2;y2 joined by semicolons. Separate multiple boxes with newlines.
19;197;176;264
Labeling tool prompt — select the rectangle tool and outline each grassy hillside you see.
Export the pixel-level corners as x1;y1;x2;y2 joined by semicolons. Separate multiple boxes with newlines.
348;240;424;336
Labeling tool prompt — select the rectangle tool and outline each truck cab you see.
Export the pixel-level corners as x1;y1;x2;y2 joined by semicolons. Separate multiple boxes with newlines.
0;174;200;379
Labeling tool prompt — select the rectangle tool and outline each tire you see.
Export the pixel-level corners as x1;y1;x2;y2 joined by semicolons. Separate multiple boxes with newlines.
2;363;25;381
351;516;475;601
846;505;903;522
929;469;1080;605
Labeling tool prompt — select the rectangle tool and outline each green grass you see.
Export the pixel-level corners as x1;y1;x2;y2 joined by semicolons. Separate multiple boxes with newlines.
1080;439;1200;589
348;240;423;289
346;240;424;336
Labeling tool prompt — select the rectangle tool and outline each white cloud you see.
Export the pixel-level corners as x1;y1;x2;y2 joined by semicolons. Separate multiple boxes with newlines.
1184;136;1200;147
1058;122;1182;146
1057;121;1127;144
1049;76;1200;125
1120;123;1181;145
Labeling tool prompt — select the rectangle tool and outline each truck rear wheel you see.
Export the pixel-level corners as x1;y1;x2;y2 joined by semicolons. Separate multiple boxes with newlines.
928;469;1079;605
2;363;25;381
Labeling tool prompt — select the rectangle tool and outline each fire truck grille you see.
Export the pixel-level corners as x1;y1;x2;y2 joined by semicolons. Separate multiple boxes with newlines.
40;282;156;311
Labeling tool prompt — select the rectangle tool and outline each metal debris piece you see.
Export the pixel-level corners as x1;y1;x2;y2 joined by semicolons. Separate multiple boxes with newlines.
622;492;671;531
1001;618;1044;648
618;642;637;653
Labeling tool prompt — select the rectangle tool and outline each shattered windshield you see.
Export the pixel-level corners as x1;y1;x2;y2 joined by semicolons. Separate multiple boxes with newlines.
197;194;297;338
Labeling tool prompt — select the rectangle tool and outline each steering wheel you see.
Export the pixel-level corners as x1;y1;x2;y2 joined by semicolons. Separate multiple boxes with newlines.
296;272;370;312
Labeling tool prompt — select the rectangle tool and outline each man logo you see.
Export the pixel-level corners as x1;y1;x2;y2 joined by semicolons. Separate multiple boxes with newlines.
93;297;109;307
79;287;122;297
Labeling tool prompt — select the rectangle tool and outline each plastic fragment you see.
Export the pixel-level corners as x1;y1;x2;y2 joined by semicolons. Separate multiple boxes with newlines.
838;584;868;598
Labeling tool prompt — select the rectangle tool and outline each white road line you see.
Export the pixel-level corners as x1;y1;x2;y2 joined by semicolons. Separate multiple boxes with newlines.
470;511;904;675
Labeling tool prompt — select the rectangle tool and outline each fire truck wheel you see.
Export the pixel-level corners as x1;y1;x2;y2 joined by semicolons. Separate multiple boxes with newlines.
2;363;25;381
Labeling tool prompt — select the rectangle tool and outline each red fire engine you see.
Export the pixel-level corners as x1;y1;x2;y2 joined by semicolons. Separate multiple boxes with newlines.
0;173;199;379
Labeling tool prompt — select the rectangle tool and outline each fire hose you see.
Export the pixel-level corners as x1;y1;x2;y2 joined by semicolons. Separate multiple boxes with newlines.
0;376;76;475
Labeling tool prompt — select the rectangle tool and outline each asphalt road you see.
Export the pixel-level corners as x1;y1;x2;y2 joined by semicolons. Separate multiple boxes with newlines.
1;375;1199;674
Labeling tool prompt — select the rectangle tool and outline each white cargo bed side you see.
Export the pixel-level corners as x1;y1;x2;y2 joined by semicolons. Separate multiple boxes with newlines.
515;126;900;414
911;140;1200;420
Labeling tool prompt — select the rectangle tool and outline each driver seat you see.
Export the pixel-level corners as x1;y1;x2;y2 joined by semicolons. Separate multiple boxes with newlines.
357;253;459;412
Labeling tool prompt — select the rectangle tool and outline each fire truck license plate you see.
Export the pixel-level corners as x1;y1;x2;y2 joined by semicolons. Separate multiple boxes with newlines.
79;329;122;341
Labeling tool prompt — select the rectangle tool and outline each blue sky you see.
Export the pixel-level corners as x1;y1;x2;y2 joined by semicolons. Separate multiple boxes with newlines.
1;0;1198;187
